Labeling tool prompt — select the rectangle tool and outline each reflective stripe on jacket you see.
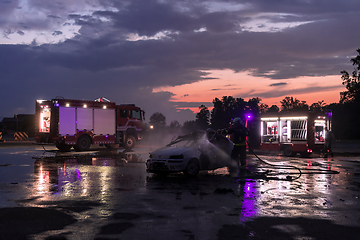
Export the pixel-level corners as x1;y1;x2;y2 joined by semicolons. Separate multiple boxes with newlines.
224;126;249;145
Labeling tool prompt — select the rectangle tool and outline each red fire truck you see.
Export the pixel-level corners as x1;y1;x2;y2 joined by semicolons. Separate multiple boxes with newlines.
35;98;144;151
259;111;331;157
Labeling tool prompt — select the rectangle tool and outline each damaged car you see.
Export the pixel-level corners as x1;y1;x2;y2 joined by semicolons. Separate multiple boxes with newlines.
146;129;234;176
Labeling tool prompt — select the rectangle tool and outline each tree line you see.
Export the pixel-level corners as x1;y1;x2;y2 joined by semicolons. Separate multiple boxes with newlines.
149;48;360;140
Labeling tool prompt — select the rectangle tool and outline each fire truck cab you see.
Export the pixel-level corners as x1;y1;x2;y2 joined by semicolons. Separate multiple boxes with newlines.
35;98;144;151
259;111;331;157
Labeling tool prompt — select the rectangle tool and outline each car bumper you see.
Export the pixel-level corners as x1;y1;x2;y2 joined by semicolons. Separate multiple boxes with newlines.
146;159;185;173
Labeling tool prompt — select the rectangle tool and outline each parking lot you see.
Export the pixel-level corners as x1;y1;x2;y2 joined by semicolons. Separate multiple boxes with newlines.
0;141;360;239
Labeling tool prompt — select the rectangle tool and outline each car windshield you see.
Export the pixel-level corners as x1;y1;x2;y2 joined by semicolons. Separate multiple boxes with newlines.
167;130;207;148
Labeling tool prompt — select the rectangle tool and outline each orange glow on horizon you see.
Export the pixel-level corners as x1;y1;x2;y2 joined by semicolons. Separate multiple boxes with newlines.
154;69;344;113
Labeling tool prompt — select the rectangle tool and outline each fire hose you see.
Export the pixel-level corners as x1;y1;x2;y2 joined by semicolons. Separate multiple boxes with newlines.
244;140;339;181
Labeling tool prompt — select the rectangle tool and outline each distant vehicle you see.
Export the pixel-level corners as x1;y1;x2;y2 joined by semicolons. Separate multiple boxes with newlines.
259;111;331;157
35;97;144;151
146;130;234;176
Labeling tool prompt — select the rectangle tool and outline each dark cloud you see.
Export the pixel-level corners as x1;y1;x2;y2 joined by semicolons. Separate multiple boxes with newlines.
96;0;197;36
0;0;360;122
48;15;61;19
52;31;62;36
270;82;287;87
171;101;213;109
246;84;344;102
0;0;19;18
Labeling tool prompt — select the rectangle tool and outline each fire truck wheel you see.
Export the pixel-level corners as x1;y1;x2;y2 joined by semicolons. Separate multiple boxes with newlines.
124;135;136;150
283;146;295;157
76;135;91;151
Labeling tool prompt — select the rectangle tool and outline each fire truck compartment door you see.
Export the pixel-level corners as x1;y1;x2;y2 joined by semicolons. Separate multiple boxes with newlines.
77;108;93;131
94;108;115;135
59;107;76;135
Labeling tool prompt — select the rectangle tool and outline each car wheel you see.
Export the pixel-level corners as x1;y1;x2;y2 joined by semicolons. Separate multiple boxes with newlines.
76;135;91;151
124;135;136;150
184;159;200;176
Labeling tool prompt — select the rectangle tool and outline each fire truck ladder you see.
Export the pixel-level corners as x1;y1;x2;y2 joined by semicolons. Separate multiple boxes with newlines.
94;97;111;102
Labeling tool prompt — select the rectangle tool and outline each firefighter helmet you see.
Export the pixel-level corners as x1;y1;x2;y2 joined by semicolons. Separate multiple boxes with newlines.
232;117;243;127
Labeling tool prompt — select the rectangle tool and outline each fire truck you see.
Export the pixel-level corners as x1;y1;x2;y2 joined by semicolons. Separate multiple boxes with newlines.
259;111;331;157
35;98;144;151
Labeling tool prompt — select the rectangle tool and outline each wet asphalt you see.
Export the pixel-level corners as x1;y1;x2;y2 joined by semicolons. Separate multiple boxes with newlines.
0;141;359;240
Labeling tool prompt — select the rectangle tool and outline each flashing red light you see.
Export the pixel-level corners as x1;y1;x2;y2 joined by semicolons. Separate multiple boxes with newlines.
307;149;313;153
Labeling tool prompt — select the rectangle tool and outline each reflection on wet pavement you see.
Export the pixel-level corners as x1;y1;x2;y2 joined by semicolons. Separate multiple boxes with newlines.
33;152;142;195
0;146;359;239
235;155;360;227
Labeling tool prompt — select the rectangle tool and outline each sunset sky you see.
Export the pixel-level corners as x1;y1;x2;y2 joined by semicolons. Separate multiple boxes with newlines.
1;0;359;124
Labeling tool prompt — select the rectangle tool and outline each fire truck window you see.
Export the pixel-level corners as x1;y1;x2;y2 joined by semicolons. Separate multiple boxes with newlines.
315;126;325;142
262;121;278;143
132;110;141;120
39;108;51;132
280;120;290;142
267;122;277;135
120;110;128;118
291;120;307;140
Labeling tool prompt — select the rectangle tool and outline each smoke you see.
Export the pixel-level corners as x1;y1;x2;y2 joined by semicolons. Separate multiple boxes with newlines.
139;129;185;152
198;133;235;169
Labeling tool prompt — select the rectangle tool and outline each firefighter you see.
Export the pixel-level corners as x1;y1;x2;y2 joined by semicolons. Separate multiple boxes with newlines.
324;127;335;157
220;117;249;169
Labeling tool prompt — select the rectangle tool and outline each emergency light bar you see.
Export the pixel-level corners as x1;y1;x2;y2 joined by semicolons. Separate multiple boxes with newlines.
261;117;278;121
280;116;307;120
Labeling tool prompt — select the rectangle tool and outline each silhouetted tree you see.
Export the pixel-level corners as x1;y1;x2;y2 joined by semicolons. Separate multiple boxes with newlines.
168;120;181;134
267;105;280;113
210;96;262;129
340;48;360;104
280;96;309;112
310;100;326;112
195;105;210;130
149;112;166;131
182;120;197;134
329;48;360;140
259;103;269;113
211;96;247;129
247;97;261;115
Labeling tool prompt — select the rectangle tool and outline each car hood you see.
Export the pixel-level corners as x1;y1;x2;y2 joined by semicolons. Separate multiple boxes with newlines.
150;146;199;159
